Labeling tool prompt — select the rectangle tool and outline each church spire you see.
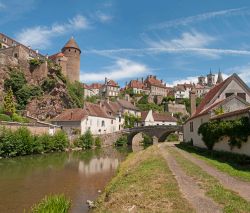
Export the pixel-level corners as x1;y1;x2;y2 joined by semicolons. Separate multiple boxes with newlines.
216;70;223;84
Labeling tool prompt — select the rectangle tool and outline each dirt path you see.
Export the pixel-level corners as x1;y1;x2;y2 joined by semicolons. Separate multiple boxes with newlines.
169;143;250;202
159;143;222;213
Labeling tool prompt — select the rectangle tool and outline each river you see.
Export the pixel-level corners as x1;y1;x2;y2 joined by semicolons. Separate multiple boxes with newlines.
0;147;131;213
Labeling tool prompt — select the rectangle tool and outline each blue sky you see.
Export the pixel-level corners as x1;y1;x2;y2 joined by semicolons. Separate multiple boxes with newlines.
1;0;250;86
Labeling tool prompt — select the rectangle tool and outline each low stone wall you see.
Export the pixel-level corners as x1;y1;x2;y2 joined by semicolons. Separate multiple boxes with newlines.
0;122;60;136
95;131;126;147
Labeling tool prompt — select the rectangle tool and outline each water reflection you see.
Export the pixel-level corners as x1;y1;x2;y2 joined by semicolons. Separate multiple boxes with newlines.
0;147;130;213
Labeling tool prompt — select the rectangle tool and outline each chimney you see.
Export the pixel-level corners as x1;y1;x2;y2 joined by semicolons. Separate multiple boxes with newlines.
141;77;144;83
154;75;156;79
105;77;107;85
190;88;196;116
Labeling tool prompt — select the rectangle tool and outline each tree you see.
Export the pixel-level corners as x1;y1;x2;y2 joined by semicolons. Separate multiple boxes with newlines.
3;88;16;116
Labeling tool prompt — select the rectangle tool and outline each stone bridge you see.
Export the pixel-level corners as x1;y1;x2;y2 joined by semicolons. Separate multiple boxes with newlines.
123;125;183;145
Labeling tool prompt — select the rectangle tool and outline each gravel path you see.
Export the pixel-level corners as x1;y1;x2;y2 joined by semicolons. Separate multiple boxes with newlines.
170;143;250;202
159;143;222;213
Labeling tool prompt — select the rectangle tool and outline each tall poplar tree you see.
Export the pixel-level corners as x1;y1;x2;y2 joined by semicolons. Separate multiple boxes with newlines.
3;88;16;116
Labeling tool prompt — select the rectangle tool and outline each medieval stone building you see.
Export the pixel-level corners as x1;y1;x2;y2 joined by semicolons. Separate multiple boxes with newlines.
49;37;81;83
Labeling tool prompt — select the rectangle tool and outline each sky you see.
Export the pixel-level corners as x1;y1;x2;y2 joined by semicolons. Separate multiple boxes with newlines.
1;0;250;86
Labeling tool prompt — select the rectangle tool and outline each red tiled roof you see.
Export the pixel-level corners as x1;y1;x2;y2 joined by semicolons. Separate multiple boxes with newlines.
49;52;64;60
107;79;119;87
145;76;166;88
141;111;148;121
51;108;87;121
194;79;228;116
62;37;81;52
128;80;147;89
85;102;114;119
152;112;177;122
117;99;139;111
89;83;103;89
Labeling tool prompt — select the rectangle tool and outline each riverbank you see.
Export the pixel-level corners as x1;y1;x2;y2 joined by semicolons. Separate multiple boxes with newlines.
93;145;194;212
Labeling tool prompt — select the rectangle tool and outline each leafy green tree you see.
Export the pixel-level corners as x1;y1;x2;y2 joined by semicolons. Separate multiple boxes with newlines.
114;135;128;147
4;68;26;93
3;88;16;116
66;81;84;107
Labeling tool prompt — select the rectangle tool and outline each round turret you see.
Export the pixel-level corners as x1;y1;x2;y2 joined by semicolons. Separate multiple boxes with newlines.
61;37;81;82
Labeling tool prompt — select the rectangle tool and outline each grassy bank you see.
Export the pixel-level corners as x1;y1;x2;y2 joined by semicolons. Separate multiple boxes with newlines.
94;145;194;212
177;143;250;182
167;147;250;213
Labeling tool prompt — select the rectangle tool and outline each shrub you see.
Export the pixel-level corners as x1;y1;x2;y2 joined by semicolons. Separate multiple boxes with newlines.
66;81;84;108
95;137;102;148
124;114;141;128
3;88;16;116
78;130;94;149
30;194;71;213
41;78;57;93
198;117;250;150
51;131;69;151
4;68;27;93
142;134;153;146
29;58;43;67
115;135;128;147
167;133;179;142
0;114;11;121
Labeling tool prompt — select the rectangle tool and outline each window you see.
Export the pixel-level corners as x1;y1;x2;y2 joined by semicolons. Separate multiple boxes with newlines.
111;120;113;124
237;93;246;101
225;93;234;98
102;120;105;127
14;53;18;58
190;122;194;132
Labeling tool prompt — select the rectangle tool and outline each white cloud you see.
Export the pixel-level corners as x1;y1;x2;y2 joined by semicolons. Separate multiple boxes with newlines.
80;59;149;82
150;7;247;30
95;11;113;23
145;31;215;49
16;15;89;49
226;64;250;84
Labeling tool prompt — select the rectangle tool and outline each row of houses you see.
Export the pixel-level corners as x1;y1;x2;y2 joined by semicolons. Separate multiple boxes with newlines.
51;99;177;136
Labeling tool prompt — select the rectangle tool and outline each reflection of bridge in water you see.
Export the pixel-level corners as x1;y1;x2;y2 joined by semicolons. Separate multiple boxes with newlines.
123;125;183;144
78;157;119;176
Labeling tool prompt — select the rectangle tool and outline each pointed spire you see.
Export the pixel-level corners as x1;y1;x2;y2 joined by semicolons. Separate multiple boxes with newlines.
61;37;81;53
216;69;223;84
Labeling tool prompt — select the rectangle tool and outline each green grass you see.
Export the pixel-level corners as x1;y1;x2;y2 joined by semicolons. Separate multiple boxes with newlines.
177;143;250;182
28;194;71;213
168;147;250;213
94;145;194;213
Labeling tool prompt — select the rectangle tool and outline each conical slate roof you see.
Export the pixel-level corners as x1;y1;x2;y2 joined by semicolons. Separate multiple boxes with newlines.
62;37;81;52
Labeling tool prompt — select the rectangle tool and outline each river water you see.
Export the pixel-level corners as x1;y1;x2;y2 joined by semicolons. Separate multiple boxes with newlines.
0;147;131;213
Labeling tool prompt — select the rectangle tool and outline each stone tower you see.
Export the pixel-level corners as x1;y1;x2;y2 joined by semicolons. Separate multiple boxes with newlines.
216;70;223;84
61;37;81;82
207;70;215;87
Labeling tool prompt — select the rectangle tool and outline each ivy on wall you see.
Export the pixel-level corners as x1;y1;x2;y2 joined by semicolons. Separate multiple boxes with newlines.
198;117;250;150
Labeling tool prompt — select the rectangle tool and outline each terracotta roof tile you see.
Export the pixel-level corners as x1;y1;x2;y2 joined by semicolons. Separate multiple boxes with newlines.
145;76;166;88
107;79;119;87
89;83;103;89
51;108;87;121
117;99;139;111
62;37;81;52
152;112;177;122
49;52;64;60
128;80;147;89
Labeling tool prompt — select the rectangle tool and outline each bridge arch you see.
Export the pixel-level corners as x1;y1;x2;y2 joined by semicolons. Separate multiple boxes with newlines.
125;125;183;145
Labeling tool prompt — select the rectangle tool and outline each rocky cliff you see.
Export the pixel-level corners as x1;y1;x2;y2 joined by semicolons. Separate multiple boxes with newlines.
0;53;83;121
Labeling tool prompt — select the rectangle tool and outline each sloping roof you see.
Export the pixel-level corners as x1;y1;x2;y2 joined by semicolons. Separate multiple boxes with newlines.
128;80;147;89
141;111;148;121
145;76;167;88
62;37;81;52
85;102;114;119
211;106;250;120
152;112;177;122
107;79;119;87
117;99;139;111
51;108;87;122
101;101;121;115
49;52;64;60
89;83;103;89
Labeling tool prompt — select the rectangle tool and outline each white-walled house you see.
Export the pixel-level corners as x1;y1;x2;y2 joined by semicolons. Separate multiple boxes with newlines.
184;73;250;153
141;110;177;126
51;102;116;135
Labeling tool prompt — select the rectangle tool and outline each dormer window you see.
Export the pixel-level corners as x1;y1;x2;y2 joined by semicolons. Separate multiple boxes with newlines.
225;93;234;98
237;93;246;101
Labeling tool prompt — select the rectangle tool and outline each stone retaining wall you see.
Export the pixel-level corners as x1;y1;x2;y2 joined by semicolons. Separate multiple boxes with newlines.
95;131;126;147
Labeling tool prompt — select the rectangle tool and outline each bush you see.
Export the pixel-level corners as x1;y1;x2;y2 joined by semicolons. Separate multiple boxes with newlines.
0;114;11;121
78;130;94;149
167;133;179;142
66;81;84;108
0;127;69;158
95;137;102;148
142;134;153;146
41;78;57;93
115;135;128;147
4;68;27;93
30;194;71;213
12;113;27;123
29;58;43;67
